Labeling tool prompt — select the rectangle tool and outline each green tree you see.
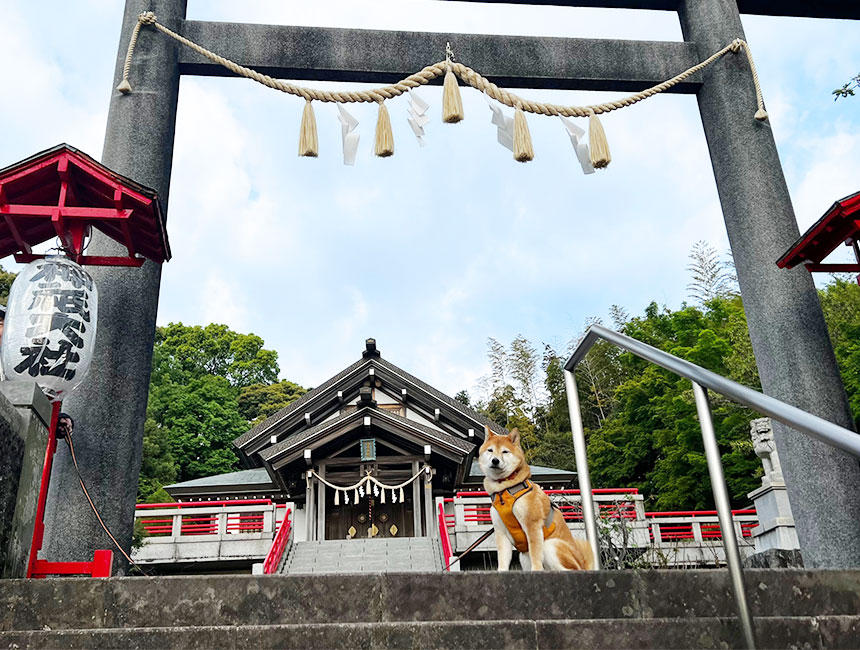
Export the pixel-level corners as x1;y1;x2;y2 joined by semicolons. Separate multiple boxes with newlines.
833;73;860;100
454;390;471;407
139;322;286;497
147;373;249;482
0;264;16;305
154;322;279;388
820;278;860;428
138;419;177;501
239;380;308;425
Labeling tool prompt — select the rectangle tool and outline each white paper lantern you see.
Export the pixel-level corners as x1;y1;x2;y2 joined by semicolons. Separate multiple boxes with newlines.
1;257;98;401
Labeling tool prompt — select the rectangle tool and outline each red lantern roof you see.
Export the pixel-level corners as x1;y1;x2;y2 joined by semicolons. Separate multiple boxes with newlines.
0;144;170;267
777;190;860;274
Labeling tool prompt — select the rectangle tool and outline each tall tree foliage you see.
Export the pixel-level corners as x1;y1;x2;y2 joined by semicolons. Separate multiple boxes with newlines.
139;323;305;500
0;264;16;305
686;240;733;305
471;244;860;511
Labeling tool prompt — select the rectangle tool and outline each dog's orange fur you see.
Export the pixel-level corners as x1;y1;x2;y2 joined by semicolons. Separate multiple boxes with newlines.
479;427;593;571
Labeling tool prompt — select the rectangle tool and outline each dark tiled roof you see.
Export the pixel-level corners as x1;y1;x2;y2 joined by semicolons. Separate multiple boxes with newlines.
260;410;356;461
261;406;474;463
234;357;369;448
235;351;507;451
376;356;507;435
165;468;273;490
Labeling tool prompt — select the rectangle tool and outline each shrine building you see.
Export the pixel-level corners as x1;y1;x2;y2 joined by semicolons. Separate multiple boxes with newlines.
164;339;575;543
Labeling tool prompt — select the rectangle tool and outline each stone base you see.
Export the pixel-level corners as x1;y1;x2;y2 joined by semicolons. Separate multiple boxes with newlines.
743;548;804;568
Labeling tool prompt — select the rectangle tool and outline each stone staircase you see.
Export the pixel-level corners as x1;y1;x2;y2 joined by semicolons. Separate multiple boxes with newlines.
282;537;441;574
1;570;859;648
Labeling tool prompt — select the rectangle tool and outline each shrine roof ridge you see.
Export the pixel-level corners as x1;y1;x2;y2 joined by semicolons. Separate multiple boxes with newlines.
234;347;507;451
260;405;475;465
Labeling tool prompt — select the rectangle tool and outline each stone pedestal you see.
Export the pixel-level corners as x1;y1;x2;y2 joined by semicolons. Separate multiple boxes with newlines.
748;481;799;552
0;382;52;578
745;418;802;567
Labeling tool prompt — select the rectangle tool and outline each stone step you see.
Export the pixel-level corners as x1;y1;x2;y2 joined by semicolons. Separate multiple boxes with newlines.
282;537;441;574
1;616;859;649
1;570;858;632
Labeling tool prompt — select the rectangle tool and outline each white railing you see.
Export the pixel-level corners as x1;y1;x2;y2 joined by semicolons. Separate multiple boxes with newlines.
132;499;292;565
436;492;757;570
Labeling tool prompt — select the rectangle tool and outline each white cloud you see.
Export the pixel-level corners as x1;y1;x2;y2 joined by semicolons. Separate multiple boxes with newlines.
1;3;858;396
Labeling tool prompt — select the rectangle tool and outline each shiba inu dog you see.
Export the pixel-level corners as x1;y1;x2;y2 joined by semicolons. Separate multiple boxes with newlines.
479;427;594;571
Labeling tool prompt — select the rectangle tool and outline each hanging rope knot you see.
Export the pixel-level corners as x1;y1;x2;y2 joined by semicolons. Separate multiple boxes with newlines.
138;11;157;26
730;39;744;54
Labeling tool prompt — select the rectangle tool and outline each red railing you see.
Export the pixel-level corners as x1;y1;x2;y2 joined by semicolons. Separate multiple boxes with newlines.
438;503;454;570
135;499;274;509
30;550;113;578
455;488;638;497
646;509;758;542
454;489;641;525
135;499;276;537
262;508;292;574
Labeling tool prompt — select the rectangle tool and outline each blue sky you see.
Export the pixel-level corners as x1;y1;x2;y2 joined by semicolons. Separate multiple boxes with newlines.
1;1;858;398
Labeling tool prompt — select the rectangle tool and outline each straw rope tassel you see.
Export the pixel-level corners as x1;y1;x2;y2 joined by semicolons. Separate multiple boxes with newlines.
381;487;386;503
334;489;340;506
399;487;405;502
588;111;611;169
298;100;319;157
117;12;157;93
374;101;395;157
442;65;464;123
513;105;534;162
117;16;771;164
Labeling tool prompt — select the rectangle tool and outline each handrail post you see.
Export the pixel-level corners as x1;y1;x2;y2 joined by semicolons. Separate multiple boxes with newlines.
563;368;602;569
692;382;756;649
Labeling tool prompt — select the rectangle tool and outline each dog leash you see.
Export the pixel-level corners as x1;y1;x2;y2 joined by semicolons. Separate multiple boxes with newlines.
442;528;494;571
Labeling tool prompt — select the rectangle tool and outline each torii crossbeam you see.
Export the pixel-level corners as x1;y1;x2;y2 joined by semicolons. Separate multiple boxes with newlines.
43;0;860;572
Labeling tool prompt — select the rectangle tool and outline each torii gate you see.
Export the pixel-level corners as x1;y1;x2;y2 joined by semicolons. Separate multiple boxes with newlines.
43;0;860;570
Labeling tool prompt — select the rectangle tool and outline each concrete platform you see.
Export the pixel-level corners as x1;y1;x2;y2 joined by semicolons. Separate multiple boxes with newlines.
1;570;858;648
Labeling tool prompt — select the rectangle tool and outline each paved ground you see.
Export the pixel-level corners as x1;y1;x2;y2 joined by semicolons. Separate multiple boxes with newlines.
282;537;441;574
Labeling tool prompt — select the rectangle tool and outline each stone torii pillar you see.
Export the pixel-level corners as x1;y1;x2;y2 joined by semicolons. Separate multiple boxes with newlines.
40;0;860;570
679;0;860;567
42;0;187;571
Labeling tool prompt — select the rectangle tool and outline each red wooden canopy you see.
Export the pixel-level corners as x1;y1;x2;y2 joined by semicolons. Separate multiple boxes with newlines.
777;190;860;275
0;144;170;267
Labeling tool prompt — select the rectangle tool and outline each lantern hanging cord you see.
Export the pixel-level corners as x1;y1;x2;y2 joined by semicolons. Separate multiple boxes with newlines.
118;11;767;121
65;432;150;576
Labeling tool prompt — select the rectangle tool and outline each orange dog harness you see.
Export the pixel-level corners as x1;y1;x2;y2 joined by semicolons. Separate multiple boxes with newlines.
491;480;556;553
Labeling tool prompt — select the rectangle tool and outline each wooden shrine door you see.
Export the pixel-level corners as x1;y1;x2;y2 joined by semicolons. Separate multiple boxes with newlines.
324;472;415;540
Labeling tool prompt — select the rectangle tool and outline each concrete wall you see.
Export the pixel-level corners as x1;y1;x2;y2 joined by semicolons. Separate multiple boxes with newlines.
0;391;25;575
0;382;52;578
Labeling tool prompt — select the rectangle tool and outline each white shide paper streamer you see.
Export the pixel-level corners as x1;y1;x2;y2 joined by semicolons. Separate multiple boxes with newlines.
337;104;360;165
407;90;430;146
484;91;514;152
559;116;595;175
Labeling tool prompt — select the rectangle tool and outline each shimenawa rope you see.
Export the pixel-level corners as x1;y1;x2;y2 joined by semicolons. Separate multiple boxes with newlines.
118;11;768;166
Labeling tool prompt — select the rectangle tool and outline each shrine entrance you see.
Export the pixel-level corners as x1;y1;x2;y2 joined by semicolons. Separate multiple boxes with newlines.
320;458;422;540
325;491;415;540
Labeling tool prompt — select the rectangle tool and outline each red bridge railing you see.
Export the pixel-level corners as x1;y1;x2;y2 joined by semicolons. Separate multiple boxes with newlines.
262;508;293;574
438;502;454;571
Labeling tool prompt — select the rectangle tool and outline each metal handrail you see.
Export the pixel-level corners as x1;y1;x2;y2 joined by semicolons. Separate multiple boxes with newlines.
563;324;860;650
566;325;860;457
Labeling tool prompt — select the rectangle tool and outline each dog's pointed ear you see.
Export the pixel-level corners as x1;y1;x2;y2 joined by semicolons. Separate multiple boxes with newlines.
484;425;494;440
508;428;520;445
